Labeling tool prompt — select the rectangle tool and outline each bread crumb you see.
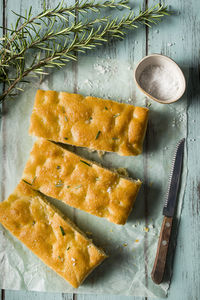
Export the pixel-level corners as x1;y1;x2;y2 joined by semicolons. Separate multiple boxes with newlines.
71;257;76;262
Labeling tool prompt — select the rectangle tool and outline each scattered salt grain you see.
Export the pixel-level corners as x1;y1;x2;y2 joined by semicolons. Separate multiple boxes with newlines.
149;224;154;229
139;65;180;101
167;42;175;47
71;258;76;262
84;79;93;88
107;187;112;193
94;64;106;74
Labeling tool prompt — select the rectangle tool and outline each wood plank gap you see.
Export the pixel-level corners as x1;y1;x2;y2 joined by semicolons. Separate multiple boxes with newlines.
72;293;77;300
1;290;5;300
143;0;149;296
72;1;79;299
1;0;7;197
1;0;6;298
72;0;79;225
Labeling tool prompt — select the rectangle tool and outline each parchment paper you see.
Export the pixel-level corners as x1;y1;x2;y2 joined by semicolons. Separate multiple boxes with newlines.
0;55;187;297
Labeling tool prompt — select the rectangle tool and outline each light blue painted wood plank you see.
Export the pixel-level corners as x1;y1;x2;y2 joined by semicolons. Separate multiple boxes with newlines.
0;0;5;299
147;0;200;300
3;290;73;300
75;295;146;300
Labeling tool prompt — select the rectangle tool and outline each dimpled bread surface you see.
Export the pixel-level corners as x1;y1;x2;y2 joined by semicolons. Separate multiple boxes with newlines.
29;90;149;156
0;181;107;288
22;139;142;225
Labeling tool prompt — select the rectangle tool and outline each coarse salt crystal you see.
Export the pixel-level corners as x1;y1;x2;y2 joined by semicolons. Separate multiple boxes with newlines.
139;65;180;101
107;187;112;193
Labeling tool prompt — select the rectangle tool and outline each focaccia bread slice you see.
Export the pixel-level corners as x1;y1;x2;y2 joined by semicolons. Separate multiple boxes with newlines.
0;181;107;288
29;90;149;156
22;139;142;225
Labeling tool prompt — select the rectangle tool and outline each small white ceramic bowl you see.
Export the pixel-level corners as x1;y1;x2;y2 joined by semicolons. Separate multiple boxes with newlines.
134;54;186;104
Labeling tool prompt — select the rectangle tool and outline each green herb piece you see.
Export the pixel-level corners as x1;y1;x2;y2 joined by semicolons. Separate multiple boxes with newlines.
31;176;37;184
112;137;118;140
89;117;93;121
80;160;92;167
105;107;108;110
147;102;152;107
67;246;70;251
64;137;68;140
95;130;101;140
60;226;65;236
58;256;61;259
96;177;100;181
65;116;68;121
66;185;70;188
55;181;64;187
32;220;36;225
74;184;82;189
22;179;32;186
113;113;120;118
0;2;170;103
56;165;61;170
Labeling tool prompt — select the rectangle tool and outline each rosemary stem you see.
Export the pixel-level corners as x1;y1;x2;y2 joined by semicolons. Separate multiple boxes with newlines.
0;3;170;103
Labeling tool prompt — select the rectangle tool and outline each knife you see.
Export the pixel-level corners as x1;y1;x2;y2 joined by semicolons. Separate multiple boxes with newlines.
151;138;185;285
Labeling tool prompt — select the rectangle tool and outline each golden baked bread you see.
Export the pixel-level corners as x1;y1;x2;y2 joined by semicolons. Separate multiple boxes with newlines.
29;90;149;156
0;181;107;288
22;139;142;225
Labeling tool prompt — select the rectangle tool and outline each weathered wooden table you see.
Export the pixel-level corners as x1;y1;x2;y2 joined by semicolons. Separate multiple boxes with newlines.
1;0;200;299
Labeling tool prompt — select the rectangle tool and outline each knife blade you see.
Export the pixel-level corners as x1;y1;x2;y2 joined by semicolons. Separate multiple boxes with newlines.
151;138;185;285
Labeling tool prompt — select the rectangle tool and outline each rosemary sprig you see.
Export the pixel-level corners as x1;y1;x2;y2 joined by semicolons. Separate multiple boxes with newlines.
0;2;170;103
0;0;130;64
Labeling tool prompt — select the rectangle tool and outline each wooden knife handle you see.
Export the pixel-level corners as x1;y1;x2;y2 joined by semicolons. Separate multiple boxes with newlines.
151;216;173;284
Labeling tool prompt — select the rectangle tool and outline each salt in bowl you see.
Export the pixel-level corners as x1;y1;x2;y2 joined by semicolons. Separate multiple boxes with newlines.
134;54;186;104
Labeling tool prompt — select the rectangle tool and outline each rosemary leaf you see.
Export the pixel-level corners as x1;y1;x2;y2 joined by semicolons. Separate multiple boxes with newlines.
74;184;82;189
80;160;92;167
113;113;120;118
22;179;32;185
95;130;101;140
55;181;64;187
60;226;66;236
